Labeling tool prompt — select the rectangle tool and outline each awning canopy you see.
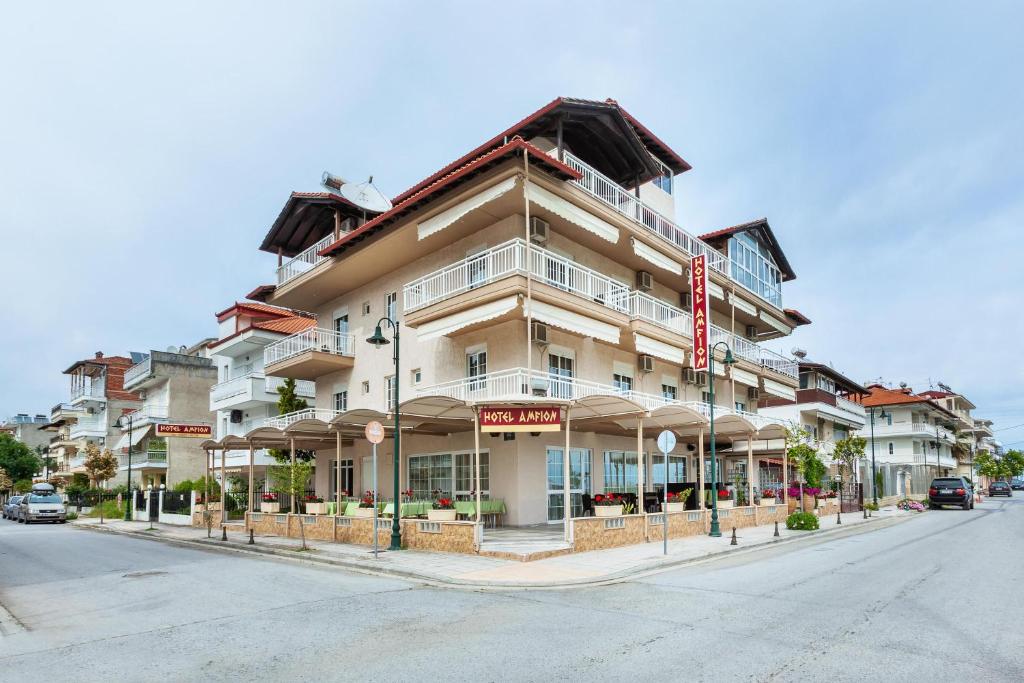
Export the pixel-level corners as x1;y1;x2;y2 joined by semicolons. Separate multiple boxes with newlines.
631;237;683;275
763;378;797;401
418;295;520;341
113;426;152;452
417;176;519;240
528;300;619;344
526;180;619;243
634;333;685;364
730;367;759;387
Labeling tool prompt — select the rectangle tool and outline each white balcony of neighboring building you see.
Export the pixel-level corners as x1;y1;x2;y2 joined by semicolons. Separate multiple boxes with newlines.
263;328;355;380
120;450;167;470
209;370;315;412
50;402;85;422
119;405;169;430
872;422;954;442
122;356;152;390
262;408;344;430
69;380;106;405
69;413;106;439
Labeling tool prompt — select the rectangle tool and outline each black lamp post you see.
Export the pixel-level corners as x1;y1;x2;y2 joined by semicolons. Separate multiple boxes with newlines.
867;407;889;506
366;317;402;551
122;413;134;521
708;341;736;538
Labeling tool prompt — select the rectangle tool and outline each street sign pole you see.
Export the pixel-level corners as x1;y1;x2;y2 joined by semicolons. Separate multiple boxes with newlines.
365;421;385;559
657;430;677;556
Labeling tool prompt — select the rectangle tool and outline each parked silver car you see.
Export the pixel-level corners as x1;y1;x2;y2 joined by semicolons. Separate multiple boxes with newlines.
3;495;24;520
17;488;67;524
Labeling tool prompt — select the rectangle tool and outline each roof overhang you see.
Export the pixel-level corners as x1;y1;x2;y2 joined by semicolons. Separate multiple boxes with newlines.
699;218;797;282
259;192;367;257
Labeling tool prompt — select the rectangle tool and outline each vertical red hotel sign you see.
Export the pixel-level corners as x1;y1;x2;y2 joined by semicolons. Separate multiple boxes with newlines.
691;254;709;371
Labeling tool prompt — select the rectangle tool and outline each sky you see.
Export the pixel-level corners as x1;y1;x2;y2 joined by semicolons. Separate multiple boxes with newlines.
1;2;1022;446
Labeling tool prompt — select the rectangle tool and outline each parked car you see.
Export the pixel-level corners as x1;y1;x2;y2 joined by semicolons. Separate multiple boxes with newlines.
17;484;67;524
988;481;1013;497
3;495;24;520
928;477;974;510
1011;479;1024;491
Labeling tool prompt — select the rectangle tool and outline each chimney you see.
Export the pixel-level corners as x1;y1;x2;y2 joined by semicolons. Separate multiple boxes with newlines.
95;351;104;359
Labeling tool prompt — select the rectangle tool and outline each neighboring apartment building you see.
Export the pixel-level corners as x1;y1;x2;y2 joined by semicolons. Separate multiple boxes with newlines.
43;352;141;483
0;413;50;454
245;97;807;526
854;383;960;498
117;343;217;488
207;302;317;484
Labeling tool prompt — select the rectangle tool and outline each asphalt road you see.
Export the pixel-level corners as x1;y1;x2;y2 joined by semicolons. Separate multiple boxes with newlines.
1;498;1022;681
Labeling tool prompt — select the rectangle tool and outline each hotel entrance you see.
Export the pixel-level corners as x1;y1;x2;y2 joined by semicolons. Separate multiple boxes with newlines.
545;446;591;522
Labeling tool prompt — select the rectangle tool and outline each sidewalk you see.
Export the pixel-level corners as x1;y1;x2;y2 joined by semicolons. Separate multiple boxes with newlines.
73;507;914;589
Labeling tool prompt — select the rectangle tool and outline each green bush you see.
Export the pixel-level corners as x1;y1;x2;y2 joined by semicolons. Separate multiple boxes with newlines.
87;500;125;518
65;511;79;521
786;511;820;531
864;502;879;511
173;478;194;493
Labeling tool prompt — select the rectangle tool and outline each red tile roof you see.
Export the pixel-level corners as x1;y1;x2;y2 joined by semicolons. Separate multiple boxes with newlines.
858;385;958;419
252;317;317;335
215;301;313;322
245;284;276;302
784;308;811;326
319;138;579;259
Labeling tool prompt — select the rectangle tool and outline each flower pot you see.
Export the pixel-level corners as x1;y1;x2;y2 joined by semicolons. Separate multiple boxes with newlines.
801;497;816;513
305;502;327;515
716;500;734;509
260;502;280;513
354;507;375;518
427;508;456;521
594;505;623;517
662;502;686;513
759;499;777;507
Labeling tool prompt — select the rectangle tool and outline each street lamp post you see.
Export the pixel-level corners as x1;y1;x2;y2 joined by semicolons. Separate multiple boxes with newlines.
366;317;402;551
123;413;134;521
707;341;736;538
867;407;889;506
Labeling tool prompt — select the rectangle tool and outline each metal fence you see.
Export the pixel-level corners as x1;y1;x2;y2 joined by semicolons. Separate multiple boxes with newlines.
161;491;191;515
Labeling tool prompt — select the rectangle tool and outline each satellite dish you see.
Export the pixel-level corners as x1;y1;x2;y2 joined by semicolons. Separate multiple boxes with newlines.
338;176;392;213
791;347;807;359
166;346;178;353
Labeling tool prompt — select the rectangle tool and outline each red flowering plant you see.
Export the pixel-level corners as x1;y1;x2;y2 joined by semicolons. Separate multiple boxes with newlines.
761;488;776;499
401;488;414;502
666;489;692;504
593;492;623;506
305;494;324;503
358;490;377;508
717;489;731;500
826;489;838;498
261;493;278;502
432;496;455;510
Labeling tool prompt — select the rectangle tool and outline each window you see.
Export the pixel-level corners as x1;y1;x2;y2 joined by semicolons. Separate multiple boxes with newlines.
385;292;397;322
548;353;574;399
728;231;782;308
467;350;487;392
467;248;488;288
651;455;686;486
701;391;712;404
411;368;422;384
888;442;894;455
362;302;370;316
385;376;396;410
734;401;747;413
651;159;673;195
329;459;354;497
455;452;489;497
409;452;489;500
333;390;348;412
662;384;677;400
334;314;349;335
603;451;640;493
612;374;633;393
887;413;892;426
361;380;370;394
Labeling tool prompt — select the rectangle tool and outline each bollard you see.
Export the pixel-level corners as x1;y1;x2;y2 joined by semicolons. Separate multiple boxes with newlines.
837;508;842;525
863;507;868;520
773;521;780;537
221;525;227;541
248;528;255;545
730;527;737;546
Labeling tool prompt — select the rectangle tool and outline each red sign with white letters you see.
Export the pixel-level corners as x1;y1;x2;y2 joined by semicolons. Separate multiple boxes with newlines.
691;254;709;371
479;406;561;432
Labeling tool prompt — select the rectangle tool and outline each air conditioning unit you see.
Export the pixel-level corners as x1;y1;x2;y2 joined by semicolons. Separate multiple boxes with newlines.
680;292;692;310
529;216;549;244
682;368;697;384
747;386;760;401
531;321;549;344
745;324;758;340
230;409;243;424
695;371;709;387
638;355;655;373
636;270;654;292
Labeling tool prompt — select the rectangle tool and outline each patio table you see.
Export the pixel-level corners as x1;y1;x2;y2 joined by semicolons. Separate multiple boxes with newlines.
382;501;431;517
454;500;506;526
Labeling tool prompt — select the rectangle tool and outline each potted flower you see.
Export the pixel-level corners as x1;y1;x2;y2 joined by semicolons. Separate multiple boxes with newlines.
354;491;376;518
760;489;777;506
663;489;692;513
401;488;414;502
593;493;624;517
802;486;820;513
716;488;733;509
305;494;327;515
260;492;279;513
428;495;456;521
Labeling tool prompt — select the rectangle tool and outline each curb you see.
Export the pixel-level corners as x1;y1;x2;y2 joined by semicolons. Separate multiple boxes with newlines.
74;513;914;590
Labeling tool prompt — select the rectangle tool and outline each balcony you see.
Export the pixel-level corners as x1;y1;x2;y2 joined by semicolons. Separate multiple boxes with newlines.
122;450;167;470
120;405;168;429
70;381;106;404
563;152;783;309
263;328;355;381
872;422;954;441
277;233;335;287
123;356;152;389
210;372;315;412
50;402;84;422
263;408;343;430
69;414;106;438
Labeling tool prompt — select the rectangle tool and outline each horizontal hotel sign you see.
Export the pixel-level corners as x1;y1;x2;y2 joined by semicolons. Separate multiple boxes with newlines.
479;406;561;432
155;423;213;438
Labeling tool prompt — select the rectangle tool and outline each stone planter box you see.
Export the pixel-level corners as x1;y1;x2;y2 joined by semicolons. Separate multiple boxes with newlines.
354;507;375;518
801;497;816;513
428;508;457;521
260;502;280;513
759;498;778;506
305;502;327;515
662;502;686;513
716;500;734;509
594;505;623;517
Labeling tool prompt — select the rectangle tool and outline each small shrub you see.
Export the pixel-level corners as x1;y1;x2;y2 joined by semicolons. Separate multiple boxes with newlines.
786;511;820;531
87;500;125;518
864;502;879;511
65;511;79;521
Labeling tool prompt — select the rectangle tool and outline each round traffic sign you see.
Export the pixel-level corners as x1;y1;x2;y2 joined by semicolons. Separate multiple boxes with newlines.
365;420;385;444
657;430;676;453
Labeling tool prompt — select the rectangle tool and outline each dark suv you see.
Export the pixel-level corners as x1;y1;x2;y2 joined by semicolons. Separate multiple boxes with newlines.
929;477;974;510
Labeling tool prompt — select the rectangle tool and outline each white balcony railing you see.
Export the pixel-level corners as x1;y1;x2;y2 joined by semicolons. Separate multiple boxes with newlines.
70;414;105;435
873;423;954;440
277;233;336;286
264;328;354;367
835;395;866;417
70;381;105;401
210;375;254;403
403;239;630;314
629;291;692;336
265;376;315;397
123;356;152;387
415;367;788;429
263;408;343;430
121;405;168;426
563;152;785;309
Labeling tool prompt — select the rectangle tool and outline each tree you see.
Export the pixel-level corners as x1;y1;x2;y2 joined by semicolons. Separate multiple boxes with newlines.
82;443;118;487
268;461;313;550
269;378;314;463
1002;450;1024;480
36;445;58;479
0;467;12;492
833;435;867;482
786;427;824;486
0;433;42;483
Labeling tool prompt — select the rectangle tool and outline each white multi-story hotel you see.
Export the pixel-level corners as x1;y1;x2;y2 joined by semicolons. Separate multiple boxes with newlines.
226;97;809;537
206;302;317;485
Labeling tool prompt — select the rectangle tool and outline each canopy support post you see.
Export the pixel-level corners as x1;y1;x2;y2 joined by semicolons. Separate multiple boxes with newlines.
698;428;705;510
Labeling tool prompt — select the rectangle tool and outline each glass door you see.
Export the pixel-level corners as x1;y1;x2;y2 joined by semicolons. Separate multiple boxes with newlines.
548;353;574;399
546;447;591;522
